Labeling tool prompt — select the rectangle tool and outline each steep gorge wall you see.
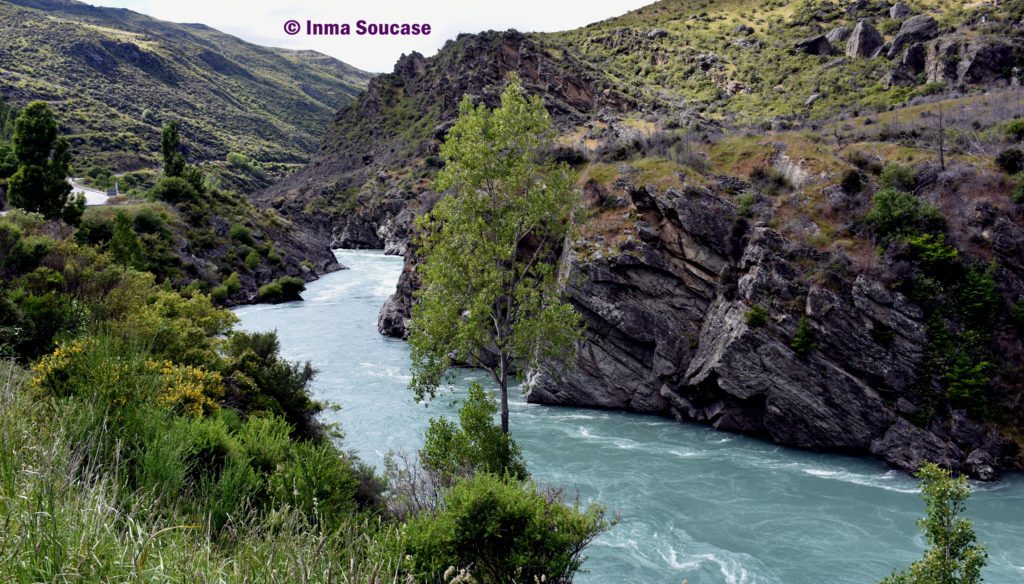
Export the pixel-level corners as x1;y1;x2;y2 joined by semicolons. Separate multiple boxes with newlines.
378;176;1017;479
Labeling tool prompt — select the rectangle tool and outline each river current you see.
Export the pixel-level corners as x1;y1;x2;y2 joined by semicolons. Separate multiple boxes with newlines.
235;250;1024;584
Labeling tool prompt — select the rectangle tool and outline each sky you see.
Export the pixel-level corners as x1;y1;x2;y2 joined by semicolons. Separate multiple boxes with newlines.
87;0;654;72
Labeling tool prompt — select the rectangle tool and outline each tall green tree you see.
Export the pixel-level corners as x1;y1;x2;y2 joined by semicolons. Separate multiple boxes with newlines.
108;211;145;270
881;463;986;584
0;97;19;179
408;77;582;434
6;102;81;223
161;121;186;178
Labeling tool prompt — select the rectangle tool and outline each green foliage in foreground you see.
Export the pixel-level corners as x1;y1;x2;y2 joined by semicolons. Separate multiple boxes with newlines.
881;464;986;584
405;472;611;584
409;77;583;434
1;209;610;583
0;361;405;584
390;385;612;584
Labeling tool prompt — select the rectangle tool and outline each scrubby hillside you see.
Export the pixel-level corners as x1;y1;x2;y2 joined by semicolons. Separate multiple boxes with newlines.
0;0;372;170
550;0;1022;123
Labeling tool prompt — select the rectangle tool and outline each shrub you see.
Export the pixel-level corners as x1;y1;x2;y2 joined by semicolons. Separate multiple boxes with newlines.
278;276;306;300
905;233;958;269
181;165;208;195
149;176;198;204
865;188;945;241
0;143;16;179
1010;299;1024;329
1004;118;1024;142
269;441;362;525
791;316;817;358
421;383;528;483
749;165;789;195
132;207;165;234
880;163;917;192
108;211;145;270
745;304;769;327
257;281;283;302
244;249;261;269
840;169;863;194
1013;183;1024;204
404;473;612;584
224;331;322;440
849;150;883;174
210;284;228;302
230;224;255;246
224;271;241;294
736;190;756;217
995;148;1024;174
109;288;237;367
75;213;114;246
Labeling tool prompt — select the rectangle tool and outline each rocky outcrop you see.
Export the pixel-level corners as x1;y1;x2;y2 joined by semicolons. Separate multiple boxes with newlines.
889;2;912;19
258;30;638;256
887;14;938;59
794;35;834;56
926;36;1017;86
846;20;884;58
520;182;1011;478
826;27;851;45
529;184;737;413
378;250;416;337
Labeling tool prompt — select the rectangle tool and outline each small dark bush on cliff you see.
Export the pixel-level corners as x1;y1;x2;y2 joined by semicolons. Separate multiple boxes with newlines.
746;304;769;327
257;275;306;304
791;316;817;358
995;148;1024;175
840;169;863;194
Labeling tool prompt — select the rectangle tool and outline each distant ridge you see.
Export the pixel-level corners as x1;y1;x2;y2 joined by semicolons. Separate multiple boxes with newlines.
0;0;373;170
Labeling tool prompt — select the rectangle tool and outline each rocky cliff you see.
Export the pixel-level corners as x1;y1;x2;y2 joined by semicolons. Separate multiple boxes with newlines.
256;30;639;250
526;180;1013;480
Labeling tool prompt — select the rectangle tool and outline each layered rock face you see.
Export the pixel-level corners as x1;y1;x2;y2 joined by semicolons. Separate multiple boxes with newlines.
525;182;1010;479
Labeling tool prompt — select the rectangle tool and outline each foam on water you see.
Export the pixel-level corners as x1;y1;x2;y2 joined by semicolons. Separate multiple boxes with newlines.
235;250;1024;584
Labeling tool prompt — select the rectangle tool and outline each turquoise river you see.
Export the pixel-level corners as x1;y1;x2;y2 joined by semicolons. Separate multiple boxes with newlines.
235;250;1024;584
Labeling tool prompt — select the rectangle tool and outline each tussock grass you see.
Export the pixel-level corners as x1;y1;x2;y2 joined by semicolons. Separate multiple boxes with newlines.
0;359;407;584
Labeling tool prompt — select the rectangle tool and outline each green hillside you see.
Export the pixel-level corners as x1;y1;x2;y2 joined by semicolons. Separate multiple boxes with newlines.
0;0;372;171
543;0;1021;123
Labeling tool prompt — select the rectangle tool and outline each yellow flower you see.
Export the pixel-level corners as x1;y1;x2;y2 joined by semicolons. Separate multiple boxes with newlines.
155;362;224;417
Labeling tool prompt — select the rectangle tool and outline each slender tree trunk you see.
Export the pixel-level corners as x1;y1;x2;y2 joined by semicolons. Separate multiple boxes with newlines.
499;352;510;434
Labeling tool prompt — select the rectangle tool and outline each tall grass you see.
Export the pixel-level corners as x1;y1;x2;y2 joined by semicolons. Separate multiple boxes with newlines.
0;359;409;583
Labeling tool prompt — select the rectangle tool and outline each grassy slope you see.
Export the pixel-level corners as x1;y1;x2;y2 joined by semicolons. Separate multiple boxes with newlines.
0;0;372;171
541;0;1010;123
